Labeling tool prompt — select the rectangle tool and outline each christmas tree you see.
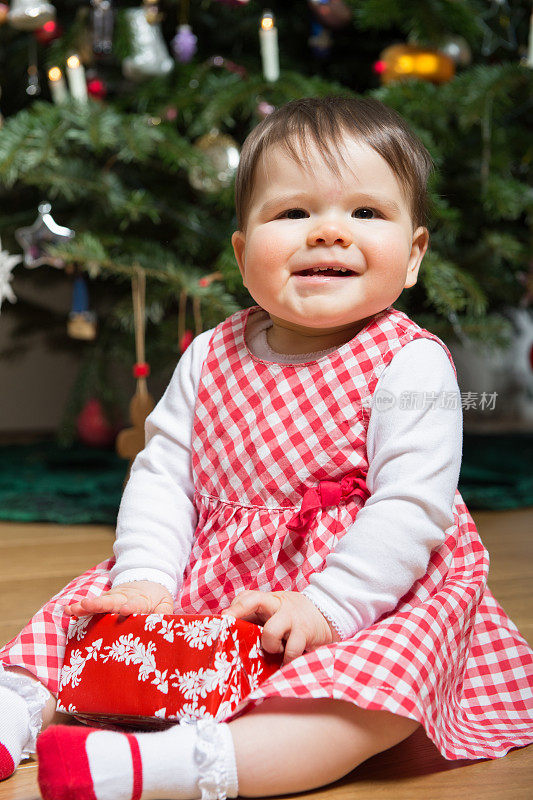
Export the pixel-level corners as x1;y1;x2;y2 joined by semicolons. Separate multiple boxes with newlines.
0;0;532;442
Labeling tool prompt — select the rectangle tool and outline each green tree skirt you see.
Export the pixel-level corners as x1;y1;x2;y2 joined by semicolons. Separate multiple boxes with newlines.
0;441;127;524
0;435;531;525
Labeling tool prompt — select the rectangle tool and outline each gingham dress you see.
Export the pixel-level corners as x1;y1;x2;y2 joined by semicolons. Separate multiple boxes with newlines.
1;305;532;761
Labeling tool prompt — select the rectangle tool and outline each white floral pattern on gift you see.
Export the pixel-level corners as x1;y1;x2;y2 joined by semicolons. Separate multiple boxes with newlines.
100;634;169;694
59;638;103;690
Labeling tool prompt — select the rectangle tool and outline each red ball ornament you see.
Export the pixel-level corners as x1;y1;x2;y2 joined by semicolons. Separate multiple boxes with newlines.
179;329;194;353
133;362;150;378
34;20;62;44
87;78;107;100
76;398;118;448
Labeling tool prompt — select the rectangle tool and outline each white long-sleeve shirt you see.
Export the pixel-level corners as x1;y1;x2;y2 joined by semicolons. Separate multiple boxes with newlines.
111;311;462;639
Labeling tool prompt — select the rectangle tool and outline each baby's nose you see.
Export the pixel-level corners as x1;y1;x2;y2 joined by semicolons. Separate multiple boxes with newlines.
307;221;352;248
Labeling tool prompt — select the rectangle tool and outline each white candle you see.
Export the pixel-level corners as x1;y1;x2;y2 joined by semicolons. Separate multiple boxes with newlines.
66;55;88;103
48;67;68;104
259;11;279;82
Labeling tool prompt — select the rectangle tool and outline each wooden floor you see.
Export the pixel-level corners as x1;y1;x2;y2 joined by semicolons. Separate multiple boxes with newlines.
0;509;532;799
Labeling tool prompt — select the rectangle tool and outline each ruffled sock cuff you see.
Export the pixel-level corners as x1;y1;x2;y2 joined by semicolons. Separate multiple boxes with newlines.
191;718;239;800
0;662;52;757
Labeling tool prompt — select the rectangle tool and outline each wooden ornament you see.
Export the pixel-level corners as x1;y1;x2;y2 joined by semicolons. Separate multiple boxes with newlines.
116;266;155;480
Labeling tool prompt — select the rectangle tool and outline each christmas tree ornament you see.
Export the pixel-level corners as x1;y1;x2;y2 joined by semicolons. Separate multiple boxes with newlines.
437;36;472;67
76;398;118;448
171;0;197;64
67;272;97;340
208;54;247;77
0;238;22;312
171;24;197;62
47;66;69;103
87;73;107;100
308;0;351;30
0;3;8;25
7;0;55;31
308;21;332;59
197;271;222;289
376;44;455;85
33;18;62;44
142;0;162;25
65;55;88;103
91;0;114;55
189;129;240;193
116;267;155;474
122;7;173;81
15;202;75;268
259;10;279;82
256;99;275;118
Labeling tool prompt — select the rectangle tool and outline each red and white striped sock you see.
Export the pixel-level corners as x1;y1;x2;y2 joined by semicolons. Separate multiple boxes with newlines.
37;718;239;800
0;685;31;781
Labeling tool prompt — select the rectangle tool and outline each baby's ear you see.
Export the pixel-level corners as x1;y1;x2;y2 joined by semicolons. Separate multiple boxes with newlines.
404;226;429;288
231;230;247;284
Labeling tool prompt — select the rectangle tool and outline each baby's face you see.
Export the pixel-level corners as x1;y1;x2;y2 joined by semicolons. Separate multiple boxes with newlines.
232;134;428;339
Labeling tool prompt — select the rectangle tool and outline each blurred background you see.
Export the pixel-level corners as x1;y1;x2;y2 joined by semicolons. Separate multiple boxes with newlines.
0;0;532;523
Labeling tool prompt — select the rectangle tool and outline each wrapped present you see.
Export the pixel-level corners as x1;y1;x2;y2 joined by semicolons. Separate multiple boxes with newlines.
57;613;282;730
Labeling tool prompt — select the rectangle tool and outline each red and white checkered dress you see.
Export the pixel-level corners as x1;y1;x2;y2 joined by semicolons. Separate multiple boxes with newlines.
1;306;532;760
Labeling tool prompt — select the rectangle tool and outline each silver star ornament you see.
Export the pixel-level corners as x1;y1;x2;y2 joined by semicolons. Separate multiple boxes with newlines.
15;201;75;268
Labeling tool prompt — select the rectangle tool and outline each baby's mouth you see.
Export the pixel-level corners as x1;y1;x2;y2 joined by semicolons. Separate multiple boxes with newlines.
294;267;356;277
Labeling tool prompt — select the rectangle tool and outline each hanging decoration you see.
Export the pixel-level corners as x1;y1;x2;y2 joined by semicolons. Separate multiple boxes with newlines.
256;100;275;119
308;21;332;59
0;238;22;313
7;0;55;30
189;129;240;193
259;10;279;82
308;0;351;30
87;72;108;100
34;19;62;44
374;44;455;85
122;6;173;81
116;267;155;473
91;0;114;56
67;271;97;340
15;202;75;268
76;398;119;448
437;35;472;67
171;0;197;62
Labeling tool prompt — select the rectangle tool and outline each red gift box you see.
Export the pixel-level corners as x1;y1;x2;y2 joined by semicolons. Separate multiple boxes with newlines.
57;613;282;730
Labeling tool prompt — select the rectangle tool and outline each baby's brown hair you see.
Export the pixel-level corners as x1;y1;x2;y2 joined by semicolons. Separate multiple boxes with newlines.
234;95;433;231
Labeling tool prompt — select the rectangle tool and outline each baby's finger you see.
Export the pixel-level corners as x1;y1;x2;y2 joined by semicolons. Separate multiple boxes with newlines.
282;628;307;665
80;592;129;615
261;612;291;656
222;592;280;623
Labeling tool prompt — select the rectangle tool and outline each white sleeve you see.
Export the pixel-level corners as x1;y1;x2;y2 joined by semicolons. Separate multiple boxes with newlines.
302;338;463;639
110;328;215;597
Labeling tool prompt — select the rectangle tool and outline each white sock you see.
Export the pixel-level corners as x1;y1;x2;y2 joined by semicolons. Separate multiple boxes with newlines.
85;719;239;800
0;685;31;778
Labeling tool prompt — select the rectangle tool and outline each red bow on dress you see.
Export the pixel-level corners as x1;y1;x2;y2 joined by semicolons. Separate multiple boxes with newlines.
286;471;371;537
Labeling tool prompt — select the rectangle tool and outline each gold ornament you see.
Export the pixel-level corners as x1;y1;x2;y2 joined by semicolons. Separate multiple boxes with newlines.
378;43;455;85
189;130;240;193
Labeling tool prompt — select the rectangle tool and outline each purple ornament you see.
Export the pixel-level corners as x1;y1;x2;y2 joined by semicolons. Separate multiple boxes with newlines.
171;24;198;63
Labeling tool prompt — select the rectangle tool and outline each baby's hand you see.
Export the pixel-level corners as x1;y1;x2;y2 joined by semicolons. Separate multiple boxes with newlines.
221;590;341;666
63;581;174;617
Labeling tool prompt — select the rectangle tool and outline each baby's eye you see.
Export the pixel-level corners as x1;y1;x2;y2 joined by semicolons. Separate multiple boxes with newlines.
279;208;309;219
352;207;380;219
